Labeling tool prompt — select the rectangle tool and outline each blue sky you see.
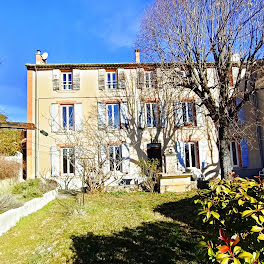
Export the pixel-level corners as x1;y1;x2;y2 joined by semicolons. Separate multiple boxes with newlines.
0;0;152;122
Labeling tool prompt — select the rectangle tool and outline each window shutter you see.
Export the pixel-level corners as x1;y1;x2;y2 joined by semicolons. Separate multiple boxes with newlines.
97;102;106;129
159;101;167;128
50;146;59;177
74;103;82;131
118;68;125;89
176;141;185;170
72;69;80;90
156;68;162;88
50;104;59;132
174;101;183;127
236;98;245;125
74;146;83;176
137;68;144;89
240;139;249;167
196;99;204;126
138;102;145;128
120;102;129;128
99;145;107;174
198;140;208;169
98;69;105;90
121;143;130;173
52;69;60;91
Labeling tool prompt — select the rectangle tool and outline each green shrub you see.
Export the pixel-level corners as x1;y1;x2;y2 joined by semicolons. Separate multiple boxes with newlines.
12;179;42;199
195;174;264;264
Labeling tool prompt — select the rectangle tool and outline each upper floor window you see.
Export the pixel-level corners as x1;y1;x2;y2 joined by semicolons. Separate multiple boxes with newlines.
146;102;158;128
107;72;117;89
182;102;195;125
62;72;72;90
109;145;122;171
62;148;74;175
61;105;74;131
145;71;154;88
107;103;120;128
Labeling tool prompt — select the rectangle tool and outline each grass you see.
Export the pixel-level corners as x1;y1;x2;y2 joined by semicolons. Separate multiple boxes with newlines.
0;191;204;264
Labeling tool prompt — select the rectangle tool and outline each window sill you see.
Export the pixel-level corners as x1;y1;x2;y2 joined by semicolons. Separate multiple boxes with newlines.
55;90;78;93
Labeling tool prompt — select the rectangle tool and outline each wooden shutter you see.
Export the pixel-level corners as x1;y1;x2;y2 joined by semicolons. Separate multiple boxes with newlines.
72;69;80;90
137;68;144;89
174;101;183;127
50;146;59;176
196;99;204;126
159;101;167;128
118;68;125;89
198;140;208;169
240;139;249;167
99;145;107;174
50;104;59;132
52;69;60;91
74;146;83;176
97;102;106;129
74;103;82;131
156;68;162;89
236;98;245;125
176;141;185;170
121;143;130;173
120;102;128;128
138;102;145;128
98;69;105;90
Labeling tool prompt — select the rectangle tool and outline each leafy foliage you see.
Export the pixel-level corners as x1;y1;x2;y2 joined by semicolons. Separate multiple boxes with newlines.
0;129;21;156
195;174;264;263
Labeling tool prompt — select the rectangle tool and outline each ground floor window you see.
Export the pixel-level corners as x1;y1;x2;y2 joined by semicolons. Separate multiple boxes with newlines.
62;148;74;174
184;142;197;168
109;146;122;171
230;141;239;167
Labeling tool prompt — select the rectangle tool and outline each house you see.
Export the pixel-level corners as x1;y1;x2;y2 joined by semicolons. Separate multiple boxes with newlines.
26;50;263;191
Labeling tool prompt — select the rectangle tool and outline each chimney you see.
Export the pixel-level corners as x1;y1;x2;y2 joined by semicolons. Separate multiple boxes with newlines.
135;49;140;63
36;50;42;64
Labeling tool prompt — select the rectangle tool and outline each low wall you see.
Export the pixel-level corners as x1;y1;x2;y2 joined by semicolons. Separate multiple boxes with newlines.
0;189;57;236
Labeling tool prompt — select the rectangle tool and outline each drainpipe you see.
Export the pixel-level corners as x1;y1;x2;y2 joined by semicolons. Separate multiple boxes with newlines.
34;65;38;178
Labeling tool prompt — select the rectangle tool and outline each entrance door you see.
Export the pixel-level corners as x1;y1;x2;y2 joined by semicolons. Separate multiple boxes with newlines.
147;143;162;170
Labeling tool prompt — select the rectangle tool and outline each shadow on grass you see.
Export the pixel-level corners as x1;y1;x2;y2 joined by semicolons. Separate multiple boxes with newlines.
70;221;200;264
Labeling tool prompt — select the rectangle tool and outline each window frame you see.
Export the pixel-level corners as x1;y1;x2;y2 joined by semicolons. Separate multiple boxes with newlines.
106;103;120;129
61;104;74;131
62;72;72;90
230;141;239;167
182;101;195;126
145;102;158;128
184;142;198;168
109;145;122;172
61;148;75;175
107;71;117;89
144;71;154;88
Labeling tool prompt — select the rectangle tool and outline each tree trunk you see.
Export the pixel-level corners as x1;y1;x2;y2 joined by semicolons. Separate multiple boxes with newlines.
218;126;233;179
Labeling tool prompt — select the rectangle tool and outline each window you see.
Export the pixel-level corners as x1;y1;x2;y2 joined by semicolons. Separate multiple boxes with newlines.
107;72;117;89
146;102;158;127
107;104;120;128
230;141;239;167
62;72;72;90
182;102;195;125
62;148;74;175
185;142;197;168
61;105;74;131
145;71;154;88
109;145;122;171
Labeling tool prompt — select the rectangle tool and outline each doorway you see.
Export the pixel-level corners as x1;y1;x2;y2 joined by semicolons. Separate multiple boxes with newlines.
147;143;162;170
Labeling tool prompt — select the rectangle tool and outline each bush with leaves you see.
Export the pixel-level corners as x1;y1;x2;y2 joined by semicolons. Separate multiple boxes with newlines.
195;174;264;264
138;159;160;193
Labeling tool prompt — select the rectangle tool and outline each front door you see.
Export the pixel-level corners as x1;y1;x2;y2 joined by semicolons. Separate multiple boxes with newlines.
147;143;162;170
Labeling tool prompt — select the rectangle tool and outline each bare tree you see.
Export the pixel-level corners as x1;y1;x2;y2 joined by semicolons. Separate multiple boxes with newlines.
136;0;264;178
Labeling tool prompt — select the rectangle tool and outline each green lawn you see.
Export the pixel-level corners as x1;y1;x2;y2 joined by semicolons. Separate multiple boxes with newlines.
0;191;203;264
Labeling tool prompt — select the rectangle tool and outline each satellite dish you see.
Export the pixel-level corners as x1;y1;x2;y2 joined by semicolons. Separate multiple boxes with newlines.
42;52;48;60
